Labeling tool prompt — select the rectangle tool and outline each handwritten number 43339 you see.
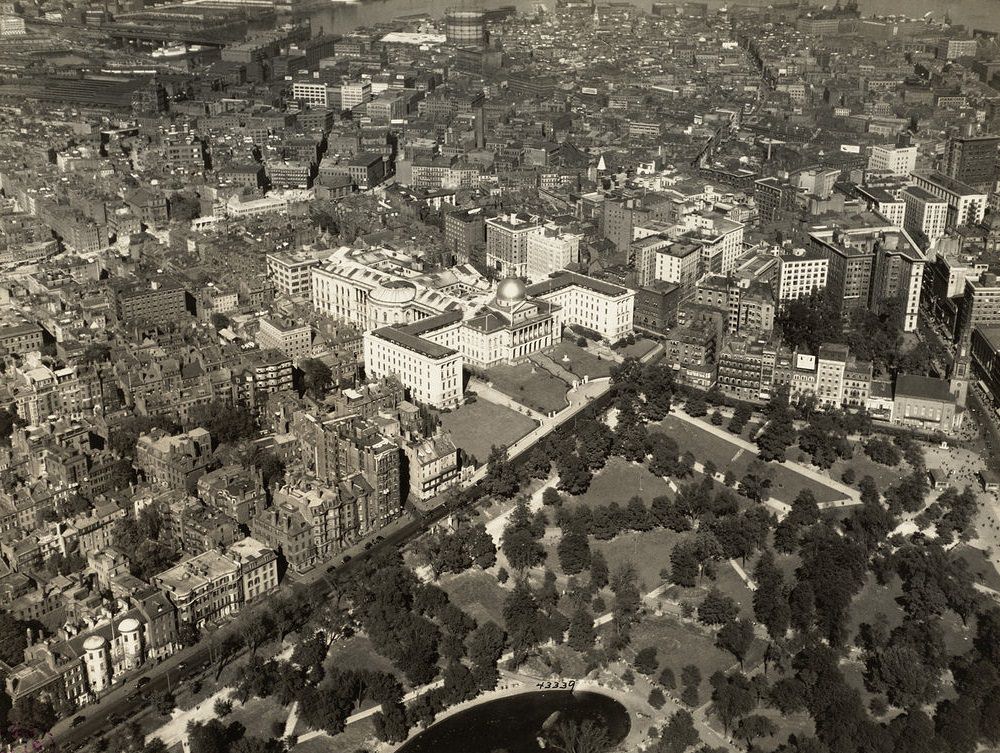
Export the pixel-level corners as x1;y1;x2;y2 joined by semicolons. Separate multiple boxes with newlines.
536;680;576;689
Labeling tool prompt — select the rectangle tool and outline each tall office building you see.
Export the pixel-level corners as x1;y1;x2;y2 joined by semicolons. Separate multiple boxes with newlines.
945;135;999;192
901;186;948;247
485;213;542;279
911;171;988;229
867;144;917;177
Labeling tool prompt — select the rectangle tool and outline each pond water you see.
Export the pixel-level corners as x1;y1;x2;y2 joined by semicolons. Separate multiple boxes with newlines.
396;690;631;753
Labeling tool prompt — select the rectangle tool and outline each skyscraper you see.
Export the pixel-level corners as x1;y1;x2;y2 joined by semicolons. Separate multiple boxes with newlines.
945;135;999;191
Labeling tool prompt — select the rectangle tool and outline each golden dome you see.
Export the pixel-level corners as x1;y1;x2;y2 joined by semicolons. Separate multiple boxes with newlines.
495;277;527;306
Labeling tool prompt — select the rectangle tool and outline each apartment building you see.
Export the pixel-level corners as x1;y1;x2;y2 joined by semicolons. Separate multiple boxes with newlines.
256;316;313;362
525;224;582;283
776;247;828;305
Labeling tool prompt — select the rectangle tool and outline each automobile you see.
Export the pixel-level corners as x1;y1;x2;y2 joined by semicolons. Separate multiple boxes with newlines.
342;555;352;563
363;541;373;551
374;536;384;543
71;715;86;727
136;676;151;688
109;714;125;726
177;662;186;671
327;564;338;573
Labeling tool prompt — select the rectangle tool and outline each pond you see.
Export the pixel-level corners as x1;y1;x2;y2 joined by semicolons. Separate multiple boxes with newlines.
396;690;630;753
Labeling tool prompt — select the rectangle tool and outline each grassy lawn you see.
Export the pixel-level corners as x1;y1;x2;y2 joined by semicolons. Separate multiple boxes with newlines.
566;457;675;511
651;415;745;468
440;398;537;463
753;709;815;753
651;415;847;505
290;718;376;753
626;614;737;704
710;560;756;620
619;338;658;360
227;697;288;740
767;464;846;505
829;449;908;491
953;543;1000;591
439;568;509;626
325;635;402;683
547;341;614;380
846;573;904;645
592;527;682;594
481;362;570;414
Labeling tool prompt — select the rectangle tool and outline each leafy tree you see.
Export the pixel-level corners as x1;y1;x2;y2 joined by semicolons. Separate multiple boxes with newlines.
710;670;755;733
156;690;176;716
659;709;700;753
558;528;591;575
568;606;596;652
543;487;563;507
589;550;609;591
299;358;333;399
8;696;57;736
698;589;739;626
776;290;843;354
211;313;231;331
0;612;28;665
753;550;790;641
576;420;614;470
502;579;542;659
685;394;708;418
757;408;796;463
864;437;901;467
736;714;778;749
728;404;752;434
484;446;519;500
502;499;545;571
189;400;255;446
648;687;666;709
681;664;702;690
796;523;868;646
624;496;652;531
659;667;676;689
717;619;755;668
546;719;609;753
670;541;700;588
109;415;180;459
648;434;679;478
769;677;808;715
634;646;659;675
523;448;552;480
557;453;593;496
863;643;940;709
372;703;409;743
80;343;112;364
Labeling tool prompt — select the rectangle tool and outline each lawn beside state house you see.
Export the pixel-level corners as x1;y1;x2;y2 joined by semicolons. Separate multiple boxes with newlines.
439;398;538;463
480;361;571;414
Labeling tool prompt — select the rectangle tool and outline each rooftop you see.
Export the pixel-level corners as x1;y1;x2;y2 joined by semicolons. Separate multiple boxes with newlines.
895;373;954;403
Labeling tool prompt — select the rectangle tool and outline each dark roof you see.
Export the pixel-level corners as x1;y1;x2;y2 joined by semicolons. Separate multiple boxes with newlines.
525;271;629;299
371;327;457;360
895;374;953;403
399;310;464;336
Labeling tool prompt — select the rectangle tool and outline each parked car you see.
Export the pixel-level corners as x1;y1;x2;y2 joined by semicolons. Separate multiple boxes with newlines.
71;715;86;727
